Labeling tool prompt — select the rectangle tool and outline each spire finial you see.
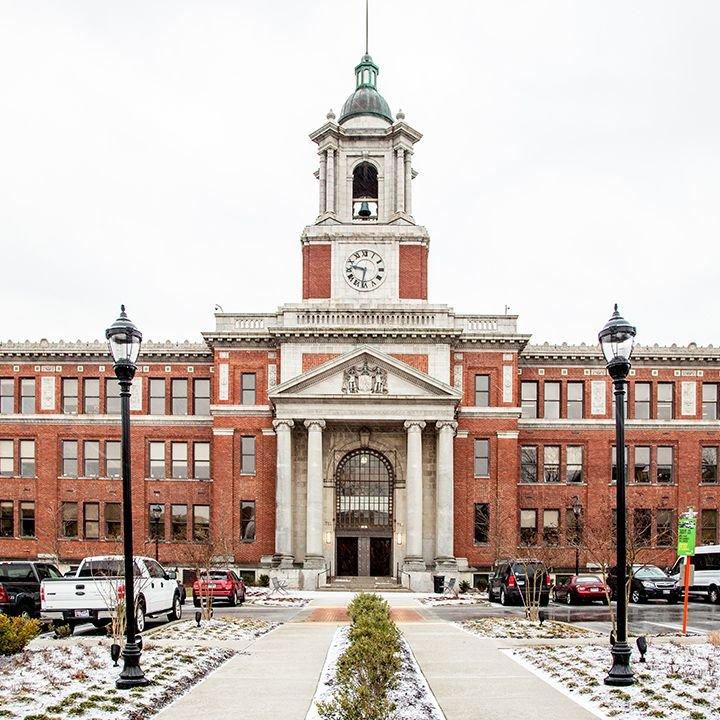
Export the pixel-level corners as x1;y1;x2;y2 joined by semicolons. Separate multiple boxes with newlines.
365;0;369;55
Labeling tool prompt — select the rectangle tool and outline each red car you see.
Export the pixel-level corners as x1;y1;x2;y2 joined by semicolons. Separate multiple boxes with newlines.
193;570;246;607
552;574;609;605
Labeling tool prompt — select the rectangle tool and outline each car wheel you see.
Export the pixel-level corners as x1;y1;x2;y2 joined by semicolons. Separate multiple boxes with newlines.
709;586;720;605
19;602;34;620
552;590;558;603
566;592;573;606
193;597;200;608
238;591;245;605
487;586;495;602
500;587;508;606
228;591;237;607
92;619;111;629
168;593;183;621
135;600;146;633
630;589;642;604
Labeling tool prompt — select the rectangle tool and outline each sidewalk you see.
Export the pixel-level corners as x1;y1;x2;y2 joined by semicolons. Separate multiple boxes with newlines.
401;622;600;720
155;623;337;720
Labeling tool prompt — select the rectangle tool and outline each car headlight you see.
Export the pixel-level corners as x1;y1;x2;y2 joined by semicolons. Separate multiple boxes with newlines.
641;581;655;588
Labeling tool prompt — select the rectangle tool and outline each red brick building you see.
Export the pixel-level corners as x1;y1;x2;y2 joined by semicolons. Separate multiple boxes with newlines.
1;52;718;589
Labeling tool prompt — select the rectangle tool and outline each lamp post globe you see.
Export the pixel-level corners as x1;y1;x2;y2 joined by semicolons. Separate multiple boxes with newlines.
106;305;148;689
150;504;163;561
600;304;636;687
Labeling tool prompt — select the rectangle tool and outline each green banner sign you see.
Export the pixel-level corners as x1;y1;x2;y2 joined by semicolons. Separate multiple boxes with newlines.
677;511;697;556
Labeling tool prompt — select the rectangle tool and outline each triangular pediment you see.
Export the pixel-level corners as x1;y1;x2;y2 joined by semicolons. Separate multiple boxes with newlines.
269;346;460;402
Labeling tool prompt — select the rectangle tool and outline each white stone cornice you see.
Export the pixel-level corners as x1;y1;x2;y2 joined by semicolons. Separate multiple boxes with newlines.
497;430;520;440
209;405;272;417
519;418;720;430
458;407;522;419
212;428;235;436
303;419;326;430
0;414;212;427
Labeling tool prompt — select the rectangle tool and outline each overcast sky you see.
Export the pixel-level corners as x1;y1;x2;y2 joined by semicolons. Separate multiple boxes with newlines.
1;1;718;347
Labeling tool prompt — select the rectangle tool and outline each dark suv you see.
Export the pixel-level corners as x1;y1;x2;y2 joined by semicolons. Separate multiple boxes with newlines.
488;559;551;607
607;564;679;604
0;561;63;617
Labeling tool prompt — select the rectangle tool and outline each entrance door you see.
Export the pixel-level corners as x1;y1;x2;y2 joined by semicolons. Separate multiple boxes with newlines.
336;537;359;576
370;537;391;576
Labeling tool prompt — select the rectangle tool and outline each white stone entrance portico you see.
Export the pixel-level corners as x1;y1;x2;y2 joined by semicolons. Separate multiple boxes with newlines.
268;346;461;590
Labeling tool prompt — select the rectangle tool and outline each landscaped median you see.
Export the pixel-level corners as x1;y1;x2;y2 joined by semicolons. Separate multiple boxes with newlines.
460;616;595;640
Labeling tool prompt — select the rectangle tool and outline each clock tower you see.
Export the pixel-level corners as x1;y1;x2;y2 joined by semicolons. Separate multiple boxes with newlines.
301;51;430;303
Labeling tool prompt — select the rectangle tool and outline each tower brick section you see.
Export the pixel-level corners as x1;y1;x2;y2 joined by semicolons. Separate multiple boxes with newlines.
398;245;428;299
302;244;331;299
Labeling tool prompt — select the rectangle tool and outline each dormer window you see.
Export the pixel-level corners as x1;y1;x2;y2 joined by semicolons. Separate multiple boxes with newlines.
352;162;378;220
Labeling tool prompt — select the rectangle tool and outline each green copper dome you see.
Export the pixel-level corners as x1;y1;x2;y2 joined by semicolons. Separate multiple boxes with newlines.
338;54;393;124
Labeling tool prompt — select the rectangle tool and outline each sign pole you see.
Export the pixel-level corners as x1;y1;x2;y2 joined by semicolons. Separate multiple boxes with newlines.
682;555;691;636
677;508;697;637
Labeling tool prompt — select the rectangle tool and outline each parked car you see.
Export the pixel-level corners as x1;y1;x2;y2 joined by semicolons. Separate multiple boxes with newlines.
487;559;551;607
552;575;609;605
41;555;182;633
607;564;679;604
192;570;246;607
668;545;720;604
0;561;62;618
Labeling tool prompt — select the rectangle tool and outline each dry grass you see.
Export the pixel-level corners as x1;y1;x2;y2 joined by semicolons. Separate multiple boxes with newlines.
708;630;720;647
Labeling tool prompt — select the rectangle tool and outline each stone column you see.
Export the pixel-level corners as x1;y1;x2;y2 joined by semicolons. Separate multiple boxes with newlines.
404;150;413;216
395;147;405;214
273;419;294;566
318;150;327;215
435;421;458;568
403;420;425;566
304;419;325;567
326;147;335;214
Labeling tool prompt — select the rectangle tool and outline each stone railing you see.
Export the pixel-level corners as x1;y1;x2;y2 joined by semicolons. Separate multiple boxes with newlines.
290;310;448;328
455;315;518;334
214;314;276;332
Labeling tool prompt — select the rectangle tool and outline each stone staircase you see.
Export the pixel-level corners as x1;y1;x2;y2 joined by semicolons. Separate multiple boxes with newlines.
321;576;407;592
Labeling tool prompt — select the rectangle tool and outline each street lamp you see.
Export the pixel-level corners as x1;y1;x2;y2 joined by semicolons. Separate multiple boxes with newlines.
599;303;636;687
150;504;162;561
105;305;148;689
570;495;582;576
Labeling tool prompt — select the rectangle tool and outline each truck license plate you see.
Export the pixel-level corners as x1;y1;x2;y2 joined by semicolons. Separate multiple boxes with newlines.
74;609;90;619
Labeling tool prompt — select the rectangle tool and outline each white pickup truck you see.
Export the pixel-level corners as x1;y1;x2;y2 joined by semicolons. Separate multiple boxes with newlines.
41;555;183;633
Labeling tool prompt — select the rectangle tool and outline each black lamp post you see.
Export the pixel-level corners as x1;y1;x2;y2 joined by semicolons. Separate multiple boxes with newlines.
150;504;162;561
105;305;148;689
599;304;636;687
571;495;582;576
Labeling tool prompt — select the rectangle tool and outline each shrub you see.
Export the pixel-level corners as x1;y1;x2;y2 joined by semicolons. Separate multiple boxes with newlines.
459;580;471;594
0;614;41;654
258;574;270;588
318;593;401;720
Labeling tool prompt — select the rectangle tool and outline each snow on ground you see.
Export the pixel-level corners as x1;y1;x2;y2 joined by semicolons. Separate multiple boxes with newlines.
149;616;278;642
418;593;490;607
461;617;596;639
306;626;445;720
0;642;232;720
247;594;310;607
510;640;720;720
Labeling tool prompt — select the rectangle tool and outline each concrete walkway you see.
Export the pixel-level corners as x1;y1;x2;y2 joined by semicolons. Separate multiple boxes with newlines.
155;622;337;720
401;622;599;720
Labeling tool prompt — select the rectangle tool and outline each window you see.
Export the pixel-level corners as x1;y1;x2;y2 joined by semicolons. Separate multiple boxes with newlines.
657;383;674;420
105;503;121;539
19;502;35;537
62;440;78;477
0;501;12;537
171;442;188;479
84;502;99;539
193;505;210;542
633;508;652;547
149;379;165;415
701;509;718;545
149;442;165;479
193;378;210;415
702;447;718;483
20;379;35;414
657;446;674;483
171;504;187;541
0;441;13;477
657;509;673;547
565;507;582;545
474;439;489;477
702;383;719;420
19;440;35;477
241;500;256;541
611;445;628;482
105;378;120;414
567;382;584;419
520;447;537;483
566;446;583;483
61;502;78;538
474;375;490;407
634;382;651;419
149;504;165;540
474;503;490;544
0;379;14;414
193;442;210;480
521;381;538;419
84;378;100;414
171;379;188;415
634;446;650;483
105;441;121;478
520;509;537;545
84;441;100;478
61;378;78;414
543;509;560;545
543;446;560;483
543;382;560;419
240;436;256;475
241;373;256;405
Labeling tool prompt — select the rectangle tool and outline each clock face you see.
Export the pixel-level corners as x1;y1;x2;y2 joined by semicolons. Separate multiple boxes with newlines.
344;249;386;291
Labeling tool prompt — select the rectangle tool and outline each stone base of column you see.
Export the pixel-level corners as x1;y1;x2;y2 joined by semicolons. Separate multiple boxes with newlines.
303;555;326;570
402;557;427;573
272;554;295;569
434;557;458;572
